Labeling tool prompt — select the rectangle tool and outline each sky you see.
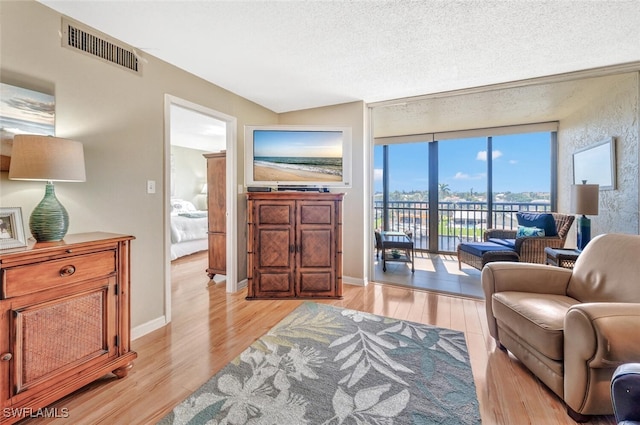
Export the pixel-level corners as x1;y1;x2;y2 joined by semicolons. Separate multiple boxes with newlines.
374;132;552;194
253;129;343;158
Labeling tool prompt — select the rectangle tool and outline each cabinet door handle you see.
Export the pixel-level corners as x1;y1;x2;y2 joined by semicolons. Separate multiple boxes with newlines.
1;353;12;361
290;244;295;253
59;265;76;277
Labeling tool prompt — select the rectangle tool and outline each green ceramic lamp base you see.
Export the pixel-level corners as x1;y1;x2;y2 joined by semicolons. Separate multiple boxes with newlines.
29;182;69;242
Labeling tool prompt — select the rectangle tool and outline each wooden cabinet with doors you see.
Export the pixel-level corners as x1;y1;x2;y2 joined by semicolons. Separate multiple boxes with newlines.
246;191;344;299
0;232;136;424
204;152;226;279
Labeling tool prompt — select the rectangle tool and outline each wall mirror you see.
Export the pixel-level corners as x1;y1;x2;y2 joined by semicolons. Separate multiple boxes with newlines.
573;137;616;190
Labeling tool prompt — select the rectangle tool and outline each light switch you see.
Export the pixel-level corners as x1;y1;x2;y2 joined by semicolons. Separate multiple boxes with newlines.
147;180;156;194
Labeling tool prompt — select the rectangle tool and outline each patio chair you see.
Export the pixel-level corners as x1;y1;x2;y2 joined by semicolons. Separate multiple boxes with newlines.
483;212;575;264
374;230;382;259
458;212;575;271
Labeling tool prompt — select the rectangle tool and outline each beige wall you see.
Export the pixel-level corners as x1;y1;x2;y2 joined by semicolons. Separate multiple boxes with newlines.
0;1;369;336
171;146;208;210
558;72;640;244
0;1;278;330
279;102;369;283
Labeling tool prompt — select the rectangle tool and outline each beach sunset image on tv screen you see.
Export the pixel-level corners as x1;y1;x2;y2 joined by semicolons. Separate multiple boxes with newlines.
253;130;343;182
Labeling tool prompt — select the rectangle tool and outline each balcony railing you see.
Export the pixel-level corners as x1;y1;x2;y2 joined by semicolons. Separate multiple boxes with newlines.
373;201;551;252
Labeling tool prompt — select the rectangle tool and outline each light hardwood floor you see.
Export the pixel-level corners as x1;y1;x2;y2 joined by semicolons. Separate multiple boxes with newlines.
28;252;615;425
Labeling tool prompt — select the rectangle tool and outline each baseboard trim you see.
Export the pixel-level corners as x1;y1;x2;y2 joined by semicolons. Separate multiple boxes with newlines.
344;275;367;286
236;278;248;290
132;277;361;339
131;315;167;340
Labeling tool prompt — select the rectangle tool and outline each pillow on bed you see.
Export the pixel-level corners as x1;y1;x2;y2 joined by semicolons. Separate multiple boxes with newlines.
171;199;197;214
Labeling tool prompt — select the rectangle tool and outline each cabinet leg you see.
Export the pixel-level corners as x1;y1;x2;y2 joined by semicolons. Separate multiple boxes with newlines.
113;362;133;379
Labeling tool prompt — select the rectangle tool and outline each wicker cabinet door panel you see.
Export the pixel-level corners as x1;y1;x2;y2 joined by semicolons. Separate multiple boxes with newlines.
298;272;334;296
257;203;293;225
10;279;115;397
299;229;333;268
257;229;292;268
256;272;295;297
299;203;333;225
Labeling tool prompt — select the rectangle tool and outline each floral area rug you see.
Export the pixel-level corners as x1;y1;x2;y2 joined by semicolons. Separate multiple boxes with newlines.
158;302;481;425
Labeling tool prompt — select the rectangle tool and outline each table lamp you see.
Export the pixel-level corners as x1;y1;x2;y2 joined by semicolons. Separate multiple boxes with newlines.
571;180;599;250
8;135;86;242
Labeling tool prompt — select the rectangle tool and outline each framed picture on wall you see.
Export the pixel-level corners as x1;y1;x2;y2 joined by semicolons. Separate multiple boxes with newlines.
573;137;616;190
0;82;55;172
0;207;27;250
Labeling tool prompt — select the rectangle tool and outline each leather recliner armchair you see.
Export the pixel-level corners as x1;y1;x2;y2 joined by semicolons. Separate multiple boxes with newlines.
482;233;640;422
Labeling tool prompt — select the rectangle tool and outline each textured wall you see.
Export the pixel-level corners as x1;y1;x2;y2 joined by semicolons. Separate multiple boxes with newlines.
558;73;639;245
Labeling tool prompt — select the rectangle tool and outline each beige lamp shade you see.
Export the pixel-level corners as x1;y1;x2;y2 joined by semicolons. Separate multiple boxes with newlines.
571;182;599;215
8;134;86;182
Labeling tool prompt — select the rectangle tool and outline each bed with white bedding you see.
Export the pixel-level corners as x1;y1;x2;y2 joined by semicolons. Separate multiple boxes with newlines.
170;199;208;260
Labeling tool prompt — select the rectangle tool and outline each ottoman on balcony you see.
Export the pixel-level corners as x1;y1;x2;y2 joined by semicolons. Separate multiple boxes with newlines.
457;241;519;271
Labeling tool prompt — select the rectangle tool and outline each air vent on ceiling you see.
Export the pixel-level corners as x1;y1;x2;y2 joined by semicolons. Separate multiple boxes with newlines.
61;18;141;74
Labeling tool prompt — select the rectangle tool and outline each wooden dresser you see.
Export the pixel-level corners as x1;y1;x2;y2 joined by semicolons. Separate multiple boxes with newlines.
0;232;137;424
204;152;226;279
246;192;344;299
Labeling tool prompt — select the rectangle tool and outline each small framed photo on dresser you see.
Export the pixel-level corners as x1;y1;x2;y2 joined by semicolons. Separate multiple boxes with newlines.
0;207;27;249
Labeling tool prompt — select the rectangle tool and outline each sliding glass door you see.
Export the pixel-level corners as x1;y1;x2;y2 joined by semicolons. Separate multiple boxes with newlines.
491;132;553;229
437;137;488;251
374;129;556;253
374;142;429;250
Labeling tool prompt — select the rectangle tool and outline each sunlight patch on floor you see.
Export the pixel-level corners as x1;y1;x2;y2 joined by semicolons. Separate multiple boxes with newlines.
441;259;468;276
373;252;484;299
413;256;436;272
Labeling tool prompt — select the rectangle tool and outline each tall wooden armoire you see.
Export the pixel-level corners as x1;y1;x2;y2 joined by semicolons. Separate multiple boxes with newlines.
203;152;226;279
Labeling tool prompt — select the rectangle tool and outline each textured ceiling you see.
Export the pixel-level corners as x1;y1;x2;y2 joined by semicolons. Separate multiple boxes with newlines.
38;1;640;113
372;73;631;137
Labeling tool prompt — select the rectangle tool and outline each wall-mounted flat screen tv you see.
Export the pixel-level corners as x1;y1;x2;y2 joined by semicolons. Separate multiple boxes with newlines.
244;125;352;188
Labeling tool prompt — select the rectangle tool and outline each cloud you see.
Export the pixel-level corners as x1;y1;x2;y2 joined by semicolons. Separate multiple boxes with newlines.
509;159;518;164
477;150;503;161
454;172;486;180
374;168;383;181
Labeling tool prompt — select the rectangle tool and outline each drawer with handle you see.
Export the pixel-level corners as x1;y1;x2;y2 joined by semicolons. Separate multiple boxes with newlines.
1;250;116;298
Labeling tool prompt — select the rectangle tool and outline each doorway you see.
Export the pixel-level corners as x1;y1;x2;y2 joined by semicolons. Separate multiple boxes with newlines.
163;95;237;323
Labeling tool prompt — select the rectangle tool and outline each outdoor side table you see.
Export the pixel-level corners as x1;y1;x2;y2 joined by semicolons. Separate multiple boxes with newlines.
545;247;580;269
381;231;415;273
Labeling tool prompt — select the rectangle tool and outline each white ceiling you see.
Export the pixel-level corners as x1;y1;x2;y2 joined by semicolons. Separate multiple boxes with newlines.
170;104;227;151
38;1;640;114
